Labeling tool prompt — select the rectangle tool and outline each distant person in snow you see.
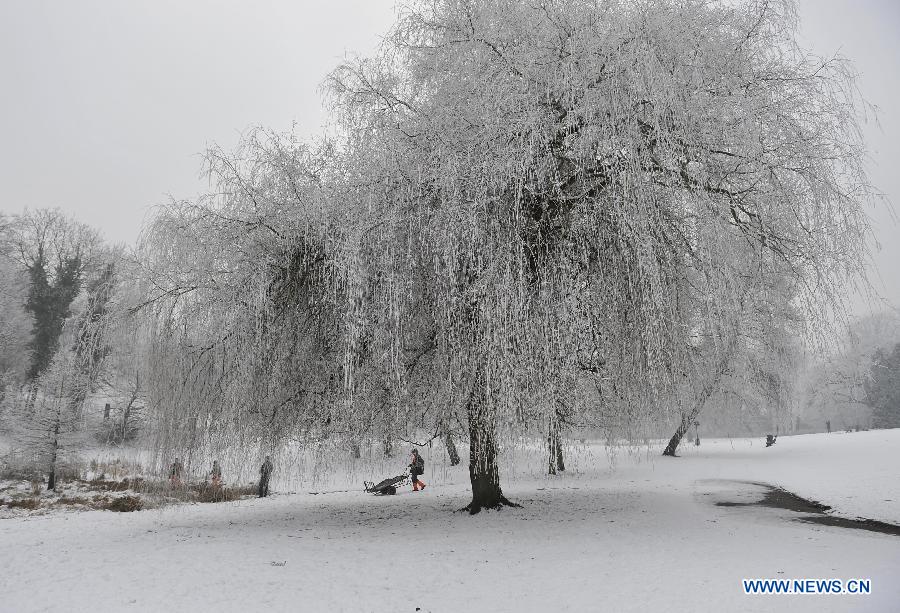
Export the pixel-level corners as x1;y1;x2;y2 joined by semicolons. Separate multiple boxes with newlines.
209;460;222;487
169;458;183;485
259;456;273;497
409;449;426;491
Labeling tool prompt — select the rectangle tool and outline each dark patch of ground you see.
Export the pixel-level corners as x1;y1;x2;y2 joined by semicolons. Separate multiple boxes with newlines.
715;481;831;514
713;480;900;537
799;515;900;537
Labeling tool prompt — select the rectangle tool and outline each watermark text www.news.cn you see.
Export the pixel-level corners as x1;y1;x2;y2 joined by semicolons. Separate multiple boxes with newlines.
743;578;871;595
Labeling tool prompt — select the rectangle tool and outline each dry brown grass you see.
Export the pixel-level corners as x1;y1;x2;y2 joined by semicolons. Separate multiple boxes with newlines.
79;477;144;492
106;496;142;512
0;464;41;482
193;483;257;503
2;497;40;510
55;496;85;506
1;468;258;515
51;494;137;511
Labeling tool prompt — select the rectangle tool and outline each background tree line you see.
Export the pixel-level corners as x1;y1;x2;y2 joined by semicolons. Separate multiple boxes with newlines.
0;209;147;488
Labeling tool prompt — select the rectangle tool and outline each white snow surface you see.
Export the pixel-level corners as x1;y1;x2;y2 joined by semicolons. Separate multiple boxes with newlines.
2;430;899;612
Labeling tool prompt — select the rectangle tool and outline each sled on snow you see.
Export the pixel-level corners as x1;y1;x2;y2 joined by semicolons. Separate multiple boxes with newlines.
364;474;409;495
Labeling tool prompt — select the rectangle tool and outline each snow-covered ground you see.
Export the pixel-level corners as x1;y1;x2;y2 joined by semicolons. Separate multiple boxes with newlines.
666;428;900;524
2;430;898;612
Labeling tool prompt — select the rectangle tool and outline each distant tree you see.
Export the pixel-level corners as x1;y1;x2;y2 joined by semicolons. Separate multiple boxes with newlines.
65;262;117;420
3;209;102;381
865;343;900;429
11;266;120;487
96;269;149;446
803;313;900;431
0;254;33;400
8;310;97;489
1;210;121;486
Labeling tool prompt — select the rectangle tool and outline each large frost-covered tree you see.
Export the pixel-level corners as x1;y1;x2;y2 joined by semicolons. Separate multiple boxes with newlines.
324;0;874;507
141;0;875;512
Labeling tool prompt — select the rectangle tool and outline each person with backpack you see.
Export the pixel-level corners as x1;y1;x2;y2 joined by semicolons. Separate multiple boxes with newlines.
209;460;222;488
409;448;426;491
169;458;183;486
258;456;273;497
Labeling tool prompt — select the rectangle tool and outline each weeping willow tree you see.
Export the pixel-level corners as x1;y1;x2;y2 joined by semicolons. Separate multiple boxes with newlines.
322;0;874;509
140;0;875;512
136;133;344;476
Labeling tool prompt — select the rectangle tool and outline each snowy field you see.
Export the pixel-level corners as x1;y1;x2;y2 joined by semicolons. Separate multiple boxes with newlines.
2;430;899;613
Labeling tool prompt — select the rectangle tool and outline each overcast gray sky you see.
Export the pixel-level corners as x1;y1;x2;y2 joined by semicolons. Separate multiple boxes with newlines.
1;0;897;312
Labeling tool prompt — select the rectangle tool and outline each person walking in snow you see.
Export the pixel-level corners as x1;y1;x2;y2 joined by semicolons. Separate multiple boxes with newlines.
258;456;273;497
169;458;183;486
209;460;222;488
409;448;426;491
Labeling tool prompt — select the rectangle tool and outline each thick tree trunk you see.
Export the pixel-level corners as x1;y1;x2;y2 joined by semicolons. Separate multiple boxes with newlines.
444;428;460;466
466;416;507;512
463;378;518;514
350;441;361;459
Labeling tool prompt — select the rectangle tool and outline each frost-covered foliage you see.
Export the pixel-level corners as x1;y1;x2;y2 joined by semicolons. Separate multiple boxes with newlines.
140;0;876;510
136;134;345;469
0;253;32;396
803;312;900;431
662;261;807;450
1;209;104;381
4;311;99;490
866;341;900;429
0;210;127;487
